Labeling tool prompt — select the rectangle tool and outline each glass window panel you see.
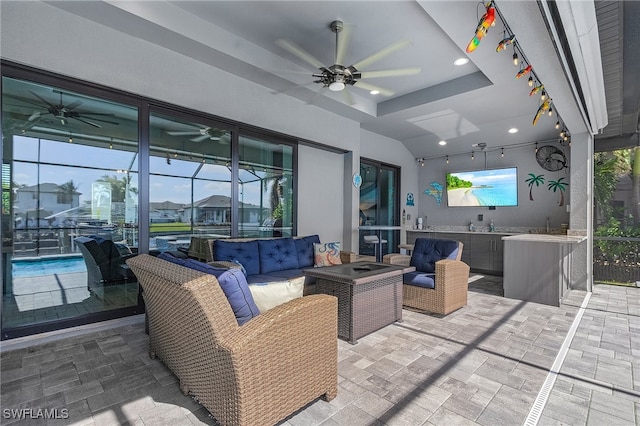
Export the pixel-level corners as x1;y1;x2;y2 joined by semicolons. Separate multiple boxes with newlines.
11;135;39;162
149;112;232;249
238;134;294;238
2;76;140;335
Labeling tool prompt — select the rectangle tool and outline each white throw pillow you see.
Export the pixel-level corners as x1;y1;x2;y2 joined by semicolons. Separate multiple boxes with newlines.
248;276;305;313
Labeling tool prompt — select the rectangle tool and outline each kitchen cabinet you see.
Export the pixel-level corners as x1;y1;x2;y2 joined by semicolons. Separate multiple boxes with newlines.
502;234;586;306
465;233;503;274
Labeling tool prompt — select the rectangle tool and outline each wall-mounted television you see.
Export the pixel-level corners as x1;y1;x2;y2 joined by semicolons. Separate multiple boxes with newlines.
446;167;518;207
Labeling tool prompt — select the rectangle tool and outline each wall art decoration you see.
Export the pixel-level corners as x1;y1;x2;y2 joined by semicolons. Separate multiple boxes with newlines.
424;181;444;206
548;177;568;206
525;173;545;201
406;192;414;206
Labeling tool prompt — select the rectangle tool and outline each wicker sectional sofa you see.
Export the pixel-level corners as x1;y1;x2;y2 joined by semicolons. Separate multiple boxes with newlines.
127;254;338;426
198;234;356;295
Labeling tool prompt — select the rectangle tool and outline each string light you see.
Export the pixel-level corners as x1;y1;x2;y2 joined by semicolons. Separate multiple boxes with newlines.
446;155;449;164
471;151;475;160
548;106;553;116
535;142;538;153
68;134;73;143
501;148;504;158
487;1;566;136
555;121;561;129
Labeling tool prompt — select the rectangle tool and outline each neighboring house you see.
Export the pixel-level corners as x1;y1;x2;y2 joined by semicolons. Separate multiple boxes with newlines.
149;200;183;223
181;195;267;225
14;183;81;226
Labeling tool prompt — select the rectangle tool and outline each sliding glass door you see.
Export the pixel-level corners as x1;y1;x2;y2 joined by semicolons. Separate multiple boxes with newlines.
2;76;142;338
359;159;400;259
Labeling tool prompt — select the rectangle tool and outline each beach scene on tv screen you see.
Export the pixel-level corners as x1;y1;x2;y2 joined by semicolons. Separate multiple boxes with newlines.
446;168;518;207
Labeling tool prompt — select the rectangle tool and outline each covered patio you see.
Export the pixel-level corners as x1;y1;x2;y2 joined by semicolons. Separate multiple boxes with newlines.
1;279;637;425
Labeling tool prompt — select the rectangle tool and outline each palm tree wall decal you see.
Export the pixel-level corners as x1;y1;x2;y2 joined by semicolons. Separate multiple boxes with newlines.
548;177;568;206
525;173;545;201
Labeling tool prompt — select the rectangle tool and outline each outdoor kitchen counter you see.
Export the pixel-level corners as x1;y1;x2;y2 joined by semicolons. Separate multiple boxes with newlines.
501;233;587;306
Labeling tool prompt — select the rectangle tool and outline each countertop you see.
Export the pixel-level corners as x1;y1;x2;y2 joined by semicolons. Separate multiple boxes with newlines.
407;229;515;236
502;234;587;244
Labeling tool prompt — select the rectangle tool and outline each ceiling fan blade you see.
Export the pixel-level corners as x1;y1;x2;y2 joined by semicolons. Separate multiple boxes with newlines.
72;116;101;128
276;38;325;69
167;130;199;136
342;88;355;106
65;100;83;111
271;80;318;95
28;90;56;108
335;22;351;66
3;94;46;108
352;81;395;97
359;67;421;79
191;134;209;143
78;115;119;125
351;39;411;70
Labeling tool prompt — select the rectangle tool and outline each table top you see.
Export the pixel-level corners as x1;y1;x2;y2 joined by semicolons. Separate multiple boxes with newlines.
304;262;415;285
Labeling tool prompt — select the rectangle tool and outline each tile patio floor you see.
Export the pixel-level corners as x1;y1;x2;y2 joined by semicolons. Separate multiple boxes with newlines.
1;277;638;426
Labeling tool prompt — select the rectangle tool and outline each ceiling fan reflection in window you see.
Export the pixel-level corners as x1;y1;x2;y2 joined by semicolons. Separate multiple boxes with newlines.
166;126;231;143
12;90;119;128
276;20;421;100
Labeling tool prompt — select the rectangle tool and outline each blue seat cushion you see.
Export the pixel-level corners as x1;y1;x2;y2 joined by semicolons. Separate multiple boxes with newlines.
258;238;299;274
294;235;321;268
214;240;260;276
410;238;459;273
404;271;435;289
157;252;260;325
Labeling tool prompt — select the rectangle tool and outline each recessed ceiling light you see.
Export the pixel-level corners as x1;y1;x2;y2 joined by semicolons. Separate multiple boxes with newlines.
439;140;447;146
454;57;469;66
369;90;379;95
508;128;518;134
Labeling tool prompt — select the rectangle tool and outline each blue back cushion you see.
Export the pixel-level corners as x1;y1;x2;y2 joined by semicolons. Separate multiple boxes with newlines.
258;238;299;274
410;238;459;273
157;252;260;325
294;235;321;268
213;240;260;276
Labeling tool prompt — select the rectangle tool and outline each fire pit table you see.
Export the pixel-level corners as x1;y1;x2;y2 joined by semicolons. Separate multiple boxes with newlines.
304;262;415;344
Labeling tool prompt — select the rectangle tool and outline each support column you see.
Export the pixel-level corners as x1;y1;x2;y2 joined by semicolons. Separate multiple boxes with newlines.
568;131;593;291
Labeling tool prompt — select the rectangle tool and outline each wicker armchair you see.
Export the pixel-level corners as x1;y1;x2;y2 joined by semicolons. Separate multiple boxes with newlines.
383;238;470;315
127;254;338;426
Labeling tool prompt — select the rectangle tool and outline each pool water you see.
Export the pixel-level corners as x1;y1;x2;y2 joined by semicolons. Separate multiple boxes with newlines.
12;256;86;278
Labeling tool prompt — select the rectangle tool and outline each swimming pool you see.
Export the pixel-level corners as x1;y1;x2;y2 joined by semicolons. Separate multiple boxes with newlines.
12;256;86;278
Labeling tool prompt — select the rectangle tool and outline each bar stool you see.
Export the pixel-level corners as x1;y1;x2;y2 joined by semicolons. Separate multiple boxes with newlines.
363;235;387;262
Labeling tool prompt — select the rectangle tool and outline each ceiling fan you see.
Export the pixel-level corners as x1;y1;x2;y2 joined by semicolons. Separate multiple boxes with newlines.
14;90;119;128
276;20;421;98
166;126;231;143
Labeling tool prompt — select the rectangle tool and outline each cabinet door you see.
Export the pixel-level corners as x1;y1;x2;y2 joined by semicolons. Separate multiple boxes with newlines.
467;234;494;271
492;235;504;273
406;231;433;245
